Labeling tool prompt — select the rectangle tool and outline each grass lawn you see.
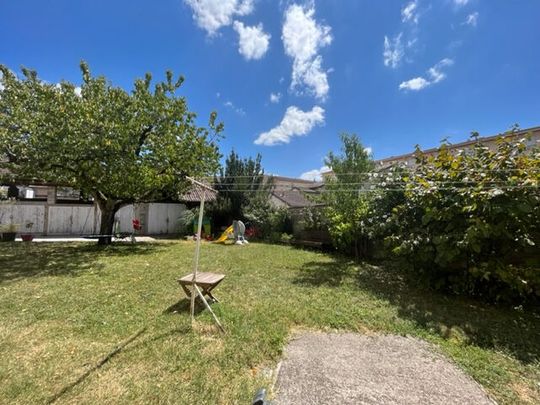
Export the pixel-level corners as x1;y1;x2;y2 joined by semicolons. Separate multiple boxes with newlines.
1;241;539;404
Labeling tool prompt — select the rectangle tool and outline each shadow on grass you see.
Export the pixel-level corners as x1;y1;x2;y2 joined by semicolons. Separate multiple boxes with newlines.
294;257;540;364
293;258;356;287
163;299;207;316
0;242;164;284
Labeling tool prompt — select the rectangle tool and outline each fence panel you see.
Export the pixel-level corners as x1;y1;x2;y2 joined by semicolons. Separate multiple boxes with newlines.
1;201;184;235
148;203;185;234
0;203;46;233
48;205;96;235
116;205;135;233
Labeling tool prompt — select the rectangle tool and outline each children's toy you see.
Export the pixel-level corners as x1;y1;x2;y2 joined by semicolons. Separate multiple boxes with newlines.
233;220;249;245
215;225;234;243
215;221;249;245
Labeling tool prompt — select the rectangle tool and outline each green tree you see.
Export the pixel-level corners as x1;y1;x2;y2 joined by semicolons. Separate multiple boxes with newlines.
0;63;222;244
323;133;375;258
211;151;270;226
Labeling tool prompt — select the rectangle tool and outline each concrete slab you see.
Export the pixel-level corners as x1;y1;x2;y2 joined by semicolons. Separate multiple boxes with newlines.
274;333;494;405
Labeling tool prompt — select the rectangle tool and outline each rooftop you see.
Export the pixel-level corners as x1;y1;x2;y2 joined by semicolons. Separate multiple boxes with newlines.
376;126;540;164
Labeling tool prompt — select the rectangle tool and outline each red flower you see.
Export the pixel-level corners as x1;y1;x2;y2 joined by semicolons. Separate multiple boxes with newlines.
245;226;258;238
132;219;142;231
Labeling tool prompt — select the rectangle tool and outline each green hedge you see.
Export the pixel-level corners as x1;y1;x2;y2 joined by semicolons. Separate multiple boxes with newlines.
382;135;539;302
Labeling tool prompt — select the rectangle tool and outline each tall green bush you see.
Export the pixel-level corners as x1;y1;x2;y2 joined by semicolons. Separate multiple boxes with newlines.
323;133;375;258
210;151;270;229
386;134;540;301
244;196;292;240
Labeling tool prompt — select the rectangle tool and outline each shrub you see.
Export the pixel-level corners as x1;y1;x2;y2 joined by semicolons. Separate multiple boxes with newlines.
386;134;540;302
280;233;294;243
178;208;197;236
322;133;375;258
243;196;273;239
299;206;328;231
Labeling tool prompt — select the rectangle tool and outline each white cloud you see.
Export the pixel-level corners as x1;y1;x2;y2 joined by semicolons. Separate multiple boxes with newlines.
300;165;330;181
454;0;469;7
233;21;270;60
282;4;332;100
399;77;430;91
269;92;281;103
383;33;404;68
364;147;373;155
402;0;419;24
74;86;82;97
399;58;454;91
254;106;325;146
464;12;479;27
184;0;253;35
428;58;454;83
224;100;246;116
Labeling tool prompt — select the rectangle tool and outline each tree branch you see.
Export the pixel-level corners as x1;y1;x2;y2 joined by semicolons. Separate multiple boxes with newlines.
135;125;154;157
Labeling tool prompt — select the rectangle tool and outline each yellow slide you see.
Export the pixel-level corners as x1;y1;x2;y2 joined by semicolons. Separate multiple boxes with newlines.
215;225;234;243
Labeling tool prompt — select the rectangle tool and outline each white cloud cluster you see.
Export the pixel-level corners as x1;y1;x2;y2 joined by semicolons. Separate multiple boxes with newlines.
464;12;479;27
401;0;419;24
282;4;332;101
383;33;404;69
184;0;253;36
269;92;281;103
254;106;325;146
383;0;422;69
399;58;454;91
224;100;246;116
454;0;469;7
233;21;270;60
300;165;330;181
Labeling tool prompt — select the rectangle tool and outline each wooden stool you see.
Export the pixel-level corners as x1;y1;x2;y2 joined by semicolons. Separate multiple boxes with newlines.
177;272;225;303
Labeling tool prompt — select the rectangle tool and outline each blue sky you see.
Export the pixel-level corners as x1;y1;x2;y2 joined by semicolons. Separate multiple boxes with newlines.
1;0;539;179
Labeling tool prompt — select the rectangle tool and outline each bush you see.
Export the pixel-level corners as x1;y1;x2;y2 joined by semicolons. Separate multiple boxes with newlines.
178;208;197;236
243;196;294;241
271;208;294;235
280;233;294;243
299;206;328;231
386;134;540;302
322;133;375;258
325;197;371;258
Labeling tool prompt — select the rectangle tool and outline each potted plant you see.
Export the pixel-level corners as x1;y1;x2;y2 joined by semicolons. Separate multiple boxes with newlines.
0;223;18;242
21;222;34;242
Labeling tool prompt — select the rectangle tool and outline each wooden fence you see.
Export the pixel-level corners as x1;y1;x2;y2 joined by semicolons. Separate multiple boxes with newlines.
0;201;186;236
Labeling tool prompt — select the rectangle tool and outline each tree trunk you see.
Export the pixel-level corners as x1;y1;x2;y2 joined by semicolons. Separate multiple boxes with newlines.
96;199;121;245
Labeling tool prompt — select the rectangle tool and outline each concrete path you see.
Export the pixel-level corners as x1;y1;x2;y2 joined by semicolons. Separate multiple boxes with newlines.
274;333;494;405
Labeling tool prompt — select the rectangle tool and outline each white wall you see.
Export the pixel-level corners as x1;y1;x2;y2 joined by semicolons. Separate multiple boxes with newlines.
0;203;46;233
0;202;186;236
115;205;135;233
147;203;186;234
48;205;98;235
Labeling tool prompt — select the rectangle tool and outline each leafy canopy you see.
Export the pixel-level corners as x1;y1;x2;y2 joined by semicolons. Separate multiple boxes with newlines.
386;133;540;301
0;62;222;205
212;151;270;223
322;133;375;257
